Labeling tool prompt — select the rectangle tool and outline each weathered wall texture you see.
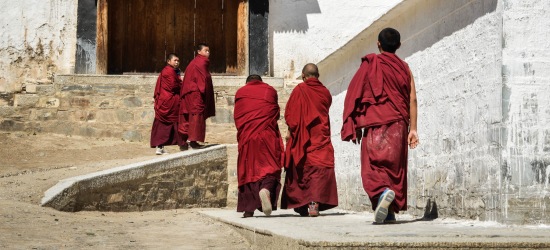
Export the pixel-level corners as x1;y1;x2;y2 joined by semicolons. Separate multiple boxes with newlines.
326;0;550;224
269;0;401;80
75;0;97;74
500;0;550;224
405;11;503;221
0;0;77;96
0;75;288;144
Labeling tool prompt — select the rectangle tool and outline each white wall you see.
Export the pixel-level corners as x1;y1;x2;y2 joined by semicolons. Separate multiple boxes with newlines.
269;0;402;80
501;0;550;224
325;0;550;224
0;0;77;95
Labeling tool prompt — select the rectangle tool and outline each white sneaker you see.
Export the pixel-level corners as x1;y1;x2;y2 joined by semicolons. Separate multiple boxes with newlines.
259;188;272;216
155;147;163;155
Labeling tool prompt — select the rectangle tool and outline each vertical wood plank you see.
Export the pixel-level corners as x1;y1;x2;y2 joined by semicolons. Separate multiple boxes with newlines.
107;0;125;74
237;0;248;76
96;0;108;74
176;0;195;70
162;0;177;61
224;0;239;74
195;0;224;73
149;0;165;72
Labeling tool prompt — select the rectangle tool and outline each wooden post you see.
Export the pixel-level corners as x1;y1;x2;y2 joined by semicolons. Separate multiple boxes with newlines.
237;0;248;76
96;0;108;74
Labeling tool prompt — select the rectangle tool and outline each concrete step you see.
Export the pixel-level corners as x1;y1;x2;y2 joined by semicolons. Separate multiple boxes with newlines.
200;209;550;249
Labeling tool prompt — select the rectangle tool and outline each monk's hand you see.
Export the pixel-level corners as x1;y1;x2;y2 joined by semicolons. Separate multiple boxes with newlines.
353;128;363;144
408;130;419;149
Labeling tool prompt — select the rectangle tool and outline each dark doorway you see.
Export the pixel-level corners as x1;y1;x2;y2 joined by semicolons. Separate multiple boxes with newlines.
107;0;239;74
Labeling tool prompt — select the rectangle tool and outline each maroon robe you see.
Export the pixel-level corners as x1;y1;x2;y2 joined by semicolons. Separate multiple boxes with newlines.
234;80;284;212
178;55;215;142
341;52;411;212
150;65;184;147
281;78;338;212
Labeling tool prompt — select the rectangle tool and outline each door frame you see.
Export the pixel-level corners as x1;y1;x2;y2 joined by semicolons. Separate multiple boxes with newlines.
96;0;249;76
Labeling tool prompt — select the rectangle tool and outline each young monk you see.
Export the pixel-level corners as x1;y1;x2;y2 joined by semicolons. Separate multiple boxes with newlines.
179;43;216;149
150;53;186;155
341;28;419;224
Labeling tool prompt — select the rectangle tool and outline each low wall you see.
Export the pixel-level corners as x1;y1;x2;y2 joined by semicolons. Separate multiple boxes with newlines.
41;145;228;212
0;75;289;144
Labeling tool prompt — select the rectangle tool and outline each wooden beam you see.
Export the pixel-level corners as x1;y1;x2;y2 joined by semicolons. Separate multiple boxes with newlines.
237;0;248;76
96;0;108;74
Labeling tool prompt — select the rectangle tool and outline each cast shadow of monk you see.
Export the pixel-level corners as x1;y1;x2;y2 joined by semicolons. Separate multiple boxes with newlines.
373;198;439;225
267;211;348;218
191;143;219;150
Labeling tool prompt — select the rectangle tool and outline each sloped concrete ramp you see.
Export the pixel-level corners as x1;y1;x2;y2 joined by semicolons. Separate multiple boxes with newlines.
41;145;228;211
200;209;550;249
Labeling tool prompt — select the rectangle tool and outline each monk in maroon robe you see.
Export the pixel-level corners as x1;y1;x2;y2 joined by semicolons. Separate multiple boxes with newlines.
341;28;419;224
234;75;284;218
179;43;216;149
281;63;338;217
150;53;186;155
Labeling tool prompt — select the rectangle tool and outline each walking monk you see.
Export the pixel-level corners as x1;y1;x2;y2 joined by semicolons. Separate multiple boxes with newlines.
234;75;284;217
341;28;419;224
150;53;186;155
281;63;338;217
179;43;215;149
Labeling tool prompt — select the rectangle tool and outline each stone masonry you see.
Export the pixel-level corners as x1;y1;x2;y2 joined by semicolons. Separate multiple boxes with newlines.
0;75;290;144
42;145;228;212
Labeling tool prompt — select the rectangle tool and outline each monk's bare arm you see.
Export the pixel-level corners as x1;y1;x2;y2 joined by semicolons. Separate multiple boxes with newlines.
408;70;419;149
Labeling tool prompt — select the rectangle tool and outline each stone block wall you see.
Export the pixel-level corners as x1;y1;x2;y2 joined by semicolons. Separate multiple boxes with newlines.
42;145;228;212
0;75;290;144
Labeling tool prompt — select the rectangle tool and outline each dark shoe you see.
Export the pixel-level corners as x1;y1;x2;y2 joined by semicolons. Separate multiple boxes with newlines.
179;144;189;151
374;188;395;224
243;211;254;218
384;211;397;224
308;201;319;217
259;189;272;216
189;141;206;149
294;207;309;217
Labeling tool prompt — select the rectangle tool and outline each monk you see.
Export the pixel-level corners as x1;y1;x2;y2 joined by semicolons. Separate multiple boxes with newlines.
150;53;186;155
179;43;216;149
281;63;338;217
234;75;284;217
341;28;419;224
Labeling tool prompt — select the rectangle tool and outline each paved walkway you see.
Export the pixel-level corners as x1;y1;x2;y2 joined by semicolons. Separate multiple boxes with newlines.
200;209;550;249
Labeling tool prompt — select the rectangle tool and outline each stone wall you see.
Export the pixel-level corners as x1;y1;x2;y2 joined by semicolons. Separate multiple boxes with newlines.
0;75;289;144
42;145;228;212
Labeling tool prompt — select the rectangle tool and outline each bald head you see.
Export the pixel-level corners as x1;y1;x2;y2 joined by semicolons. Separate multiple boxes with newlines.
246;74;262;83
302;63;319;79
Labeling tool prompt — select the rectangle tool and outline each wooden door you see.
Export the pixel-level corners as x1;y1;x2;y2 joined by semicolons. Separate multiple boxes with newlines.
107;0;239;74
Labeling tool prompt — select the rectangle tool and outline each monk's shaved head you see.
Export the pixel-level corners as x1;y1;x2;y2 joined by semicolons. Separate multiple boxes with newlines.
246;74;262;83
302;63;319;78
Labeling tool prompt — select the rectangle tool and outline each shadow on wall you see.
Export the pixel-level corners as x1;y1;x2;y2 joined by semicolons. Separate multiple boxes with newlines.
319;0;498;94
269;0;321;33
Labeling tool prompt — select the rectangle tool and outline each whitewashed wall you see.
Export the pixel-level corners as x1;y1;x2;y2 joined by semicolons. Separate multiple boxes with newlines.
500;0;550;224
269;0;401;80
404;11;503;220
0;0;77;95
325;0;550;224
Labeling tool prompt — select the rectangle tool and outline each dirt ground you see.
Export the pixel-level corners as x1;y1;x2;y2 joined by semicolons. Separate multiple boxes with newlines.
0;132;250;249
